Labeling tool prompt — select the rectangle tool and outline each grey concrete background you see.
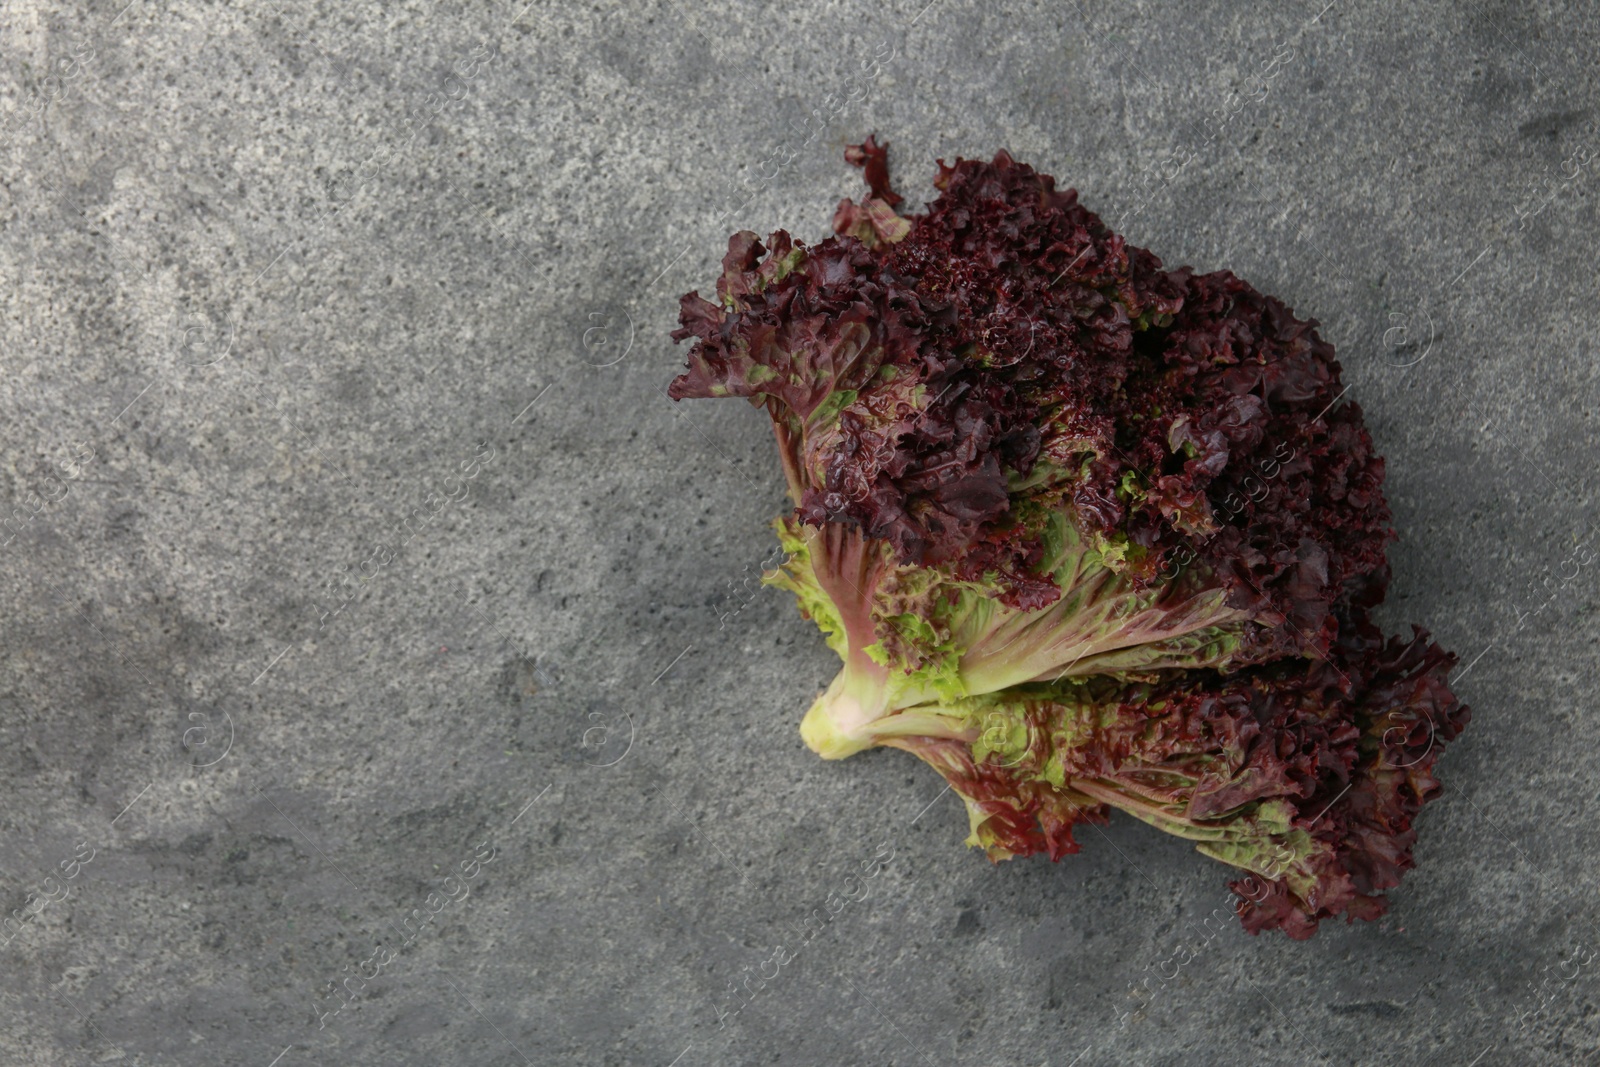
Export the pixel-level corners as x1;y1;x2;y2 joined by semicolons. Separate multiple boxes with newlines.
0;0;1596;1063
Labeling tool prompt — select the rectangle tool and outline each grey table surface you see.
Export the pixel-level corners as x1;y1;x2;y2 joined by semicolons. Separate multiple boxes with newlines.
1;1;1597;1064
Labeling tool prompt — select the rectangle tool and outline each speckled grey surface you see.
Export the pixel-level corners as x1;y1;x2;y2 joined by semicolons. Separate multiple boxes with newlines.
1;0;1597;1064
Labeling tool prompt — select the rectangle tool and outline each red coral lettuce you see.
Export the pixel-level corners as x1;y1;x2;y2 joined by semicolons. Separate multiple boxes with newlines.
667;138;1466;937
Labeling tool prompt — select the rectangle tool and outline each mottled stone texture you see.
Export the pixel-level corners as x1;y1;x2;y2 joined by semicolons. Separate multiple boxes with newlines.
0;1;1596;1064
